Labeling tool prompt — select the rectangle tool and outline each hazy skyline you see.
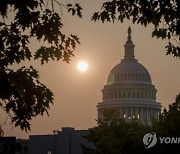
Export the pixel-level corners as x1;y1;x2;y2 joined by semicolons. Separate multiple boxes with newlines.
1;0;180;138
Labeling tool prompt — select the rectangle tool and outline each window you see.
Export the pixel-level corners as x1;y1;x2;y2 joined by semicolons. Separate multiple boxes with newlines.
142;92;144;98
119;92;121;98
128;92;130;98
111;92;113;99
145;92;147;99
137;92;139;98
114;92;117;99
123;92;126;98
133;92;135;98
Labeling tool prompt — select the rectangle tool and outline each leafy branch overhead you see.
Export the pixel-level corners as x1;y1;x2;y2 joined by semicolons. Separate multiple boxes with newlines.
92;0;180;57
0;0;82;131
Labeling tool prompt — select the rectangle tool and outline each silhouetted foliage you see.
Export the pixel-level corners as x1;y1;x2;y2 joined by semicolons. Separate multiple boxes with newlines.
92;0;180;57
151;93;180;153
0;0;82;131
153;93;180;136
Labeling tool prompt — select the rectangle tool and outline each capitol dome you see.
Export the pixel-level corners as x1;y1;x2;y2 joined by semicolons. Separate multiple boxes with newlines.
97;27;161;125
107;60;152;84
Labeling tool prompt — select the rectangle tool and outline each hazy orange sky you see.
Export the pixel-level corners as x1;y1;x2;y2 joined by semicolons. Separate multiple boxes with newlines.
1;0;180;138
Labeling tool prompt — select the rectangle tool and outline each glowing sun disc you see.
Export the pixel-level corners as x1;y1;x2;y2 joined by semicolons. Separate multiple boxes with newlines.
77;61;88;72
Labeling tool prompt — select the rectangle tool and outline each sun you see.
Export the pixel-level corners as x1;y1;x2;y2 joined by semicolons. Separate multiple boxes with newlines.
77;61;88;72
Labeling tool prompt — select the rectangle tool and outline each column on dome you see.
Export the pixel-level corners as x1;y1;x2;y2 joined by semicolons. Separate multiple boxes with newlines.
130;107;133;119
150;108;152;120
146;108;148;122
125;108;127;118
157;109;160;121
128;108;131;119
119;107;123;117
99;108;102;120
125;107;128;119
154;109;156;118
156;109;158;118
141;107;144;123
152;108;154;119
98;108;101;120
122;107;125;118
128;107;130;119
144;108;147;123
132;107;135;119
142;108;144;122
140;108;143;123
153;108;156;117
135;107;138;119
132;108;134;119
148;108;150;122
126;108;128;119
126;107;129;119
151;108;154;117
102;91;104;100
134;108;137;119
104;91;107;100
148;108;150;123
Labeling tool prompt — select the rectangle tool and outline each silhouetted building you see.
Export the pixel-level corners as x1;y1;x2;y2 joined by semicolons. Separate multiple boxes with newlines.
97;27;161;125
0;137;25;154
28;127;94;154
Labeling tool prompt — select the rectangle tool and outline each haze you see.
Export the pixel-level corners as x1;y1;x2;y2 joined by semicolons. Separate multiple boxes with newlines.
1;0;180;138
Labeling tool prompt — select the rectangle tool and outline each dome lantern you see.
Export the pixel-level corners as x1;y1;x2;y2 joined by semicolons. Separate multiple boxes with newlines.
124;26;135;60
